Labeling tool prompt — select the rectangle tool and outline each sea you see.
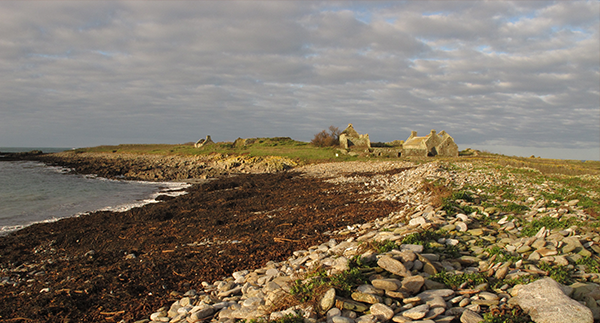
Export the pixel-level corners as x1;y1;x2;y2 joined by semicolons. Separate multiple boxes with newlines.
0;147;190;235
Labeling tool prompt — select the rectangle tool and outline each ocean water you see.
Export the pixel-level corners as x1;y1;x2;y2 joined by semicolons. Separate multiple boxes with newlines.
0;154;189;235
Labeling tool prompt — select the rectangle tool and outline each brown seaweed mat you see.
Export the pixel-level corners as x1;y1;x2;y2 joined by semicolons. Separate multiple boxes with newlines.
0;171;402;322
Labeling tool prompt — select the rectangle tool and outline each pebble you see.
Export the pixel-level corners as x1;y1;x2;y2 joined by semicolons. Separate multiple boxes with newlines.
370;303;394;321
401;304;429;320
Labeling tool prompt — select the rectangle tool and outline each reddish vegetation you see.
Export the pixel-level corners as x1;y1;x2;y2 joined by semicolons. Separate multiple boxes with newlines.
0;171;402;322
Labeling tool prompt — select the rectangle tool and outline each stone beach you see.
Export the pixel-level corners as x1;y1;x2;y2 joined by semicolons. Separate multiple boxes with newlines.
1;154;599;322
139;161;600;323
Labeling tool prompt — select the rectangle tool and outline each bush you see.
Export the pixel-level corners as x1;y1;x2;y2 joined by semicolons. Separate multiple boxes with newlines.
311;126;341;147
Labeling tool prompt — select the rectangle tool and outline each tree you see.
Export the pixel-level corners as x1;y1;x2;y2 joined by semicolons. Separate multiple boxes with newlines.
311;125;340;147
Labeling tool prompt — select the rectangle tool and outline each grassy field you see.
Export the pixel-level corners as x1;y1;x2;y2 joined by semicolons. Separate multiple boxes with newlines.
72;137;363;164
72;137;600;215
73;137;600;173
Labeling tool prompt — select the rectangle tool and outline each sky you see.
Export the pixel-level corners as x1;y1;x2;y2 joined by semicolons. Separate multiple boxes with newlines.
0;1;599;160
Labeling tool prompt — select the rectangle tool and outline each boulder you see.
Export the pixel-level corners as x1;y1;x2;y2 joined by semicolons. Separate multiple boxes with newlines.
514;277;593;323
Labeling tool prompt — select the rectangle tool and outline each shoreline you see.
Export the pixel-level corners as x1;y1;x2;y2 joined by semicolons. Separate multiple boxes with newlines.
0;157;193;236
0;165;399;322
1;153;599;322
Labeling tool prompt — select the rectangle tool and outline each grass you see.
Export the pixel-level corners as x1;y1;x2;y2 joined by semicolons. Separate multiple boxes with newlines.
289;260;370;304
441;191;478;216
537;262;574;285
71;138;363;165
484;245;522;263
576;256;600;273
482;305;533;323
430;271;488;290
521;216;581;237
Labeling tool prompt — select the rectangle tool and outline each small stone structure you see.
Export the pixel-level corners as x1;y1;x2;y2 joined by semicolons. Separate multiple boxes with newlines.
402;129;458;157
339;124;371;150
194;135;215;148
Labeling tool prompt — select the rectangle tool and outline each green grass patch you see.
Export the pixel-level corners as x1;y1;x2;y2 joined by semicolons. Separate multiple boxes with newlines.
369;240;400;253
289;263;370;303
430;271;488;290
71;138;364;164
500;202;529;214
538;262;574;285
576;256;600;273
399;230;461;259
484;245;522;263
441;191;478;216
482;305;533;323
521;216;581;237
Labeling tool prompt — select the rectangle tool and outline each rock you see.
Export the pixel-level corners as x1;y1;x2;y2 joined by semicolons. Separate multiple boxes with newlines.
378;256;411;277
562;237;584;254
351;292;382;304
391;315;413;323
456;222;468;232
332;316;355;323
537;248;558;257
355;314;378;323
356;284;384;295
571;282;600;301
478;291;499;301
401;275;425;294
494;265;509;280
409;217;427;227
320;288;336;312
532;238;547;250
327;307;342;319
424;279;446;290
372;278;402;291
417;289;454;302
401;304;429;320
460;309;483;323
424;307;445;320
514;277;593;323
370;303;394;321
528;251;541;261
335;299;369;312
425;296;447;308
401;244;424;253
468;229;484;236
189;305;215;320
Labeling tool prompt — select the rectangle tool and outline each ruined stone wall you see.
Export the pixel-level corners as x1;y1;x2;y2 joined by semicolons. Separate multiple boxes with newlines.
401;148;428;157
371;148;401;157
436;138;459;157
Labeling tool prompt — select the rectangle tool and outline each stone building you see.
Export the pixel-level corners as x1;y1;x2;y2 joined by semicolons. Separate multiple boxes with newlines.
338;124;371;150
194;135;214;148
402;129;458;157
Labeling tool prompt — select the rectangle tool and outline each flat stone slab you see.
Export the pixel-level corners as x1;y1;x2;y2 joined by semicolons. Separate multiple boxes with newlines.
514;277;593;323
378;256;411;277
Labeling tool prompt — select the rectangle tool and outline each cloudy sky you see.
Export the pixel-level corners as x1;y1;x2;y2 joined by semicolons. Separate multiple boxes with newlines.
1;1;598;160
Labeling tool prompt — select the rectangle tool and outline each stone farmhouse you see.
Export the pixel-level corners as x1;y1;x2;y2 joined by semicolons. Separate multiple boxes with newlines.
402;129;458;157
337;124;458;157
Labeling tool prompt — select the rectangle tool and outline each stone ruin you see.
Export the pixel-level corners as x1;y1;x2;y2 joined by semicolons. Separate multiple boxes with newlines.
337;124;458;157
194;135;214;148
402;129;459;157
338;124;371;150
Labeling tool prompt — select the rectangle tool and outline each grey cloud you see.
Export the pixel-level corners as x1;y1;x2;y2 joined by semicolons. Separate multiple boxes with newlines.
0;1;597;160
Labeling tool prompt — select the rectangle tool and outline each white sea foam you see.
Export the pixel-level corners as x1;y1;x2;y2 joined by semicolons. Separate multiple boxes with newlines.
0;160;193;236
